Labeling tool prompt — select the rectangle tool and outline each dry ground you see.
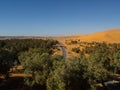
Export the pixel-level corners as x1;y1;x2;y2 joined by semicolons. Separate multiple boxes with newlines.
52;29;120;57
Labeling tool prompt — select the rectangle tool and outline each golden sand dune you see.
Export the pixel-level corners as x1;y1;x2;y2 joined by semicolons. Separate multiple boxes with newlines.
80;29;120;43
55;28;120;44
54;29;120;57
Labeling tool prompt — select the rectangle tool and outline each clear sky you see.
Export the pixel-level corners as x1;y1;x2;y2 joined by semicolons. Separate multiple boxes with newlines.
0;0;120;36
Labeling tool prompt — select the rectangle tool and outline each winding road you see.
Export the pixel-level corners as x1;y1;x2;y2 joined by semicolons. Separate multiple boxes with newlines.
57;41;68;59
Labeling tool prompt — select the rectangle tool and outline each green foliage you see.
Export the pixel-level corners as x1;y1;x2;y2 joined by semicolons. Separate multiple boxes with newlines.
0;49;14;78
47;56;109;90
70;40;78;44
19;48;53;86
72;47;80;53
0;39;57;80
82;42;120;73
110;51;120;73
1;39;120;90
66;40;78;45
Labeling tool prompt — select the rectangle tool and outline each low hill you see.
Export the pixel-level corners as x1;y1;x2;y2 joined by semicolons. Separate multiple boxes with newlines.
80;29;120;43
54;29;120;57
54;28;120;44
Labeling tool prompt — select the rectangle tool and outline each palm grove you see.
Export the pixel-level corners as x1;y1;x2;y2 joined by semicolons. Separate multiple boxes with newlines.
0;39;120;90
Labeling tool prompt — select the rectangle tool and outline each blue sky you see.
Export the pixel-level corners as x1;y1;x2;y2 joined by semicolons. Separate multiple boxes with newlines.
0;0;120;36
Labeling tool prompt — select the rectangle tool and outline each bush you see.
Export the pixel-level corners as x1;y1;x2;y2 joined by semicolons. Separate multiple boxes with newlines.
72;47;80;53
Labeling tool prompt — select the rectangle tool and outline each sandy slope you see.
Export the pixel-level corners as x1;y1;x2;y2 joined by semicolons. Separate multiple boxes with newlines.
55;28;120;43
79;29;120;43
54;29;120;57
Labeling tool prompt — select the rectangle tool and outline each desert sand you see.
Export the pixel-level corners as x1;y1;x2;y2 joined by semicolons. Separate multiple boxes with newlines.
53;29;120;57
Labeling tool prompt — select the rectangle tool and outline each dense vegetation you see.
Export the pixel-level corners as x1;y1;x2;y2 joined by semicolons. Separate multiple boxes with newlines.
0;39;120;90
0;39;58;80
72;42;120;74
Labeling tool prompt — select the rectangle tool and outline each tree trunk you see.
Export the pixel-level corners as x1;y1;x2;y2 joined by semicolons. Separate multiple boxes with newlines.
101;79;108;90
